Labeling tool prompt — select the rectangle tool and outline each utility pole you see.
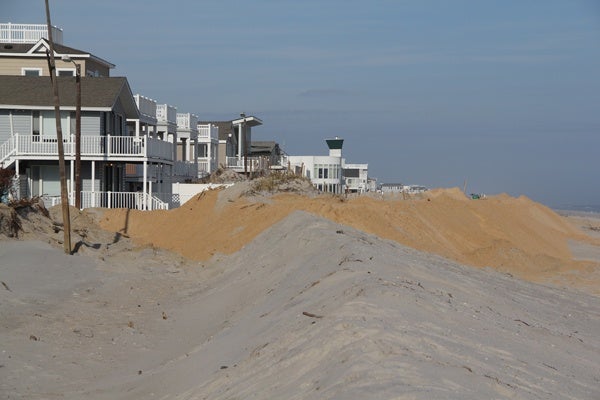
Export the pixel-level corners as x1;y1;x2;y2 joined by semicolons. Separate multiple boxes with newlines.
45;0;72;254
241;113;247;177
62;56;81;208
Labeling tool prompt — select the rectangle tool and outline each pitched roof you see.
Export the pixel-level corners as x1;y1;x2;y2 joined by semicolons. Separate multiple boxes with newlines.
0;39;115;68
0;75;139;118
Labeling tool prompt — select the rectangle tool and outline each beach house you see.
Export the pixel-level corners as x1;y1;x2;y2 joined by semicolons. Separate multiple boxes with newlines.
287;137;347;194
0;23;185;209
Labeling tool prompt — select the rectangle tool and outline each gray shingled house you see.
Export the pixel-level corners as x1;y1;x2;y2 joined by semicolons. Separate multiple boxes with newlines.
0;75;175;209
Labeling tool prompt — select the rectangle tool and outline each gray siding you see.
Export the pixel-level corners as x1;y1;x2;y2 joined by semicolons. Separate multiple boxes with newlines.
81;113;101;136
12;111;31;135
0;110;10;142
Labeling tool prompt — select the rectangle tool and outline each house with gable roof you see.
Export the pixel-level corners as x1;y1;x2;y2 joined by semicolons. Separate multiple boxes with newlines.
0;23;184;209
0;23;113;77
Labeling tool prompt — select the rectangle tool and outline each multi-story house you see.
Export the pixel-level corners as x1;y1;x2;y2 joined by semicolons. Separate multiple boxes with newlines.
250;141;286;171
343;163;369;193
287;137;371;194
287;137;346;194
196;122;219;177
205;115;264;173
0;23;179;210
0;23;113;78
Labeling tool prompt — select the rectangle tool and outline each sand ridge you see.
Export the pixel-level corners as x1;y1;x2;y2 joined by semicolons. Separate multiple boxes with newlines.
99;185;600;292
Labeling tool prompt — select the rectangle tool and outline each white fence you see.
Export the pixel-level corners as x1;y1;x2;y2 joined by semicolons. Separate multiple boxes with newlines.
42;191;169;210
0;23;63;44
80;191;169;210
3;134;174;162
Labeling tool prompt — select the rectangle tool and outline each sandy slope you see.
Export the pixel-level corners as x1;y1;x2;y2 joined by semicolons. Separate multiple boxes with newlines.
2;211;599;399
100;186;600;293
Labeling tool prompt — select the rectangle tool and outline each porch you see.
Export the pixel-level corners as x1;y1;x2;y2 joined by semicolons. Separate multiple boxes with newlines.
1;133;174;168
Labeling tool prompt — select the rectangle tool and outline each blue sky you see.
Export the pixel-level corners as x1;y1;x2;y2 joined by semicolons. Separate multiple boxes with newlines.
5;0;600;208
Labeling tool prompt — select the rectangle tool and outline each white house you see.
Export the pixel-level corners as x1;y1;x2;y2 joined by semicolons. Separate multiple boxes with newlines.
287;137;346;194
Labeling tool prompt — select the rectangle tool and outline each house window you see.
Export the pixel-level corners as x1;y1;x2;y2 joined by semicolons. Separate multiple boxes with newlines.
57;68;75;77
32;111;40;141
40;110;69;140
22;68;42;76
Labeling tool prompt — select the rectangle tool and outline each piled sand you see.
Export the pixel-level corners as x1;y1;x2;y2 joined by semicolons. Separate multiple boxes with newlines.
99;185;600;293
2;210;599;399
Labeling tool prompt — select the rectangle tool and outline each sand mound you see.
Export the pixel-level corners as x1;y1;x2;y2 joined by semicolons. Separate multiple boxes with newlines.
99;185;600;292
7;211;599;399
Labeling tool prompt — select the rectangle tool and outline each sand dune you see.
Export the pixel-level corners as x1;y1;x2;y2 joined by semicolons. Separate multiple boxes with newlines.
2;184;600;399
100;186;600;292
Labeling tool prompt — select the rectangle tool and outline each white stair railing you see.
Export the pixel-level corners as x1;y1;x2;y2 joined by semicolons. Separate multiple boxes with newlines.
0;136;16;168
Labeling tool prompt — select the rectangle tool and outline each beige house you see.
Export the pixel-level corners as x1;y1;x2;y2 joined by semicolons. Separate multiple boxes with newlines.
0;23;114;77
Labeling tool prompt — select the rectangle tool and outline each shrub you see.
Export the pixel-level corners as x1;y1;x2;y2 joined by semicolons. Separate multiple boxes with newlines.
0;168;15;203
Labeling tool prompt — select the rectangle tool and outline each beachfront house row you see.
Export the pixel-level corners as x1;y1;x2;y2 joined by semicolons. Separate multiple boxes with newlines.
0;75;178;210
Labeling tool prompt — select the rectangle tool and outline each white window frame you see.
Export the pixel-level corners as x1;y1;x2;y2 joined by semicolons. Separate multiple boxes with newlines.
21;67;42;76
56;68;76;77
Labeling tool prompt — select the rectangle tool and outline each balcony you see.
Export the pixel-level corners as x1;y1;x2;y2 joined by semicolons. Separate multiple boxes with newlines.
197;124;219;141
1;134;174;167
156;104;177;124
0;23;63;44
134;94;157;124
177;113;198;131
173;161;199;180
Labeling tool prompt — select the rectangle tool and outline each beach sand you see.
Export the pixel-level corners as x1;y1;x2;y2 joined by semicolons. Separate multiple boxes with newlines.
1;185;599;399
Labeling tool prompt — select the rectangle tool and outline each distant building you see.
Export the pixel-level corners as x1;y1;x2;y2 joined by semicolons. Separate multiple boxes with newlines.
287;137;370;194
380;183;404;193
343;163;368;193
380;183;428;194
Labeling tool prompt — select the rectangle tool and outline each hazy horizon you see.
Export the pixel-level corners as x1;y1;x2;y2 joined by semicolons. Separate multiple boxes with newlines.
4;0;600;208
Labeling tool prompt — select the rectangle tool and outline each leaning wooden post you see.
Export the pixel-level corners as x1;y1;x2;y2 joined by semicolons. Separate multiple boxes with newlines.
45;0;72;254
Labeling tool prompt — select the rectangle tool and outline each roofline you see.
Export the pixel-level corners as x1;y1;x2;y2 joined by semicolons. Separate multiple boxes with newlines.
0;38;116;68
0;105;112;111
231;116;263;126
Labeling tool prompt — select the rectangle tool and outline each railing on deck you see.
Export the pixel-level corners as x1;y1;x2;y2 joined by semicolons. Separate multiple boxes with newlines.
197;158;210;175
134;94;157;122
197;124;218;140
177;113;198;130
226;156;262;170
0;136;16;167
173;161;198;179
81;191;169;210
4;133;173;161
156;104;177;124
0;23;63;44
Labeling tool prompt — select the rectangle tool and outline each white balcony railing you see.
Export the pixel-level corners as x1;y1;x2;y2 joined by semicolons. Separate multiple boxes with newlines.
157;104;177;124
197;124;218;140
80;191;169;210
134;94;157;121
225;156;262;169
0;23;63;44
5;133;174;162
177;113;198;130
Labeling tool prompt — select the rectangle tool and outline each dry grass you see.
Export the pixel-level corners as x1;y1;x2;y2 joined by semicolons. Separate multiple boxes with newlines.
249;172;314;194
